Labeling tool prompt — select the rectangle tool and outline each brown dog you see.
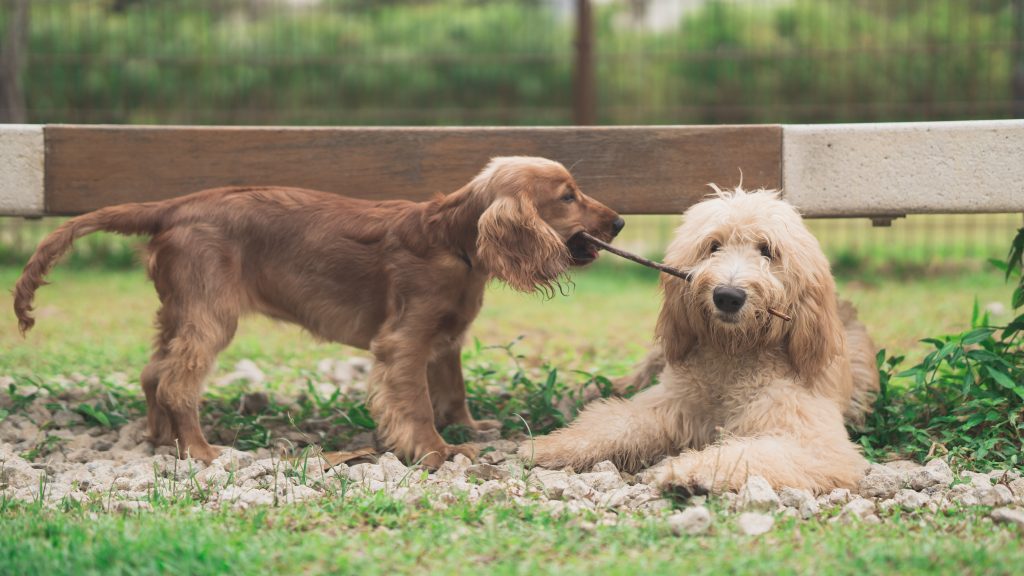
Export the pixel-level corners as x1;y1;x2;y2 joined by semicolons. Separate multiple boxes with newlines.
14;156;623;467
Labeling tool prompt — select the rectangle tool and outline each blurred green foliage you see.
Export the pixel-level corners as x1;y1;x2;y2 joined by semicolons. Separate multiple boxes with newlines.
15;0;1019;125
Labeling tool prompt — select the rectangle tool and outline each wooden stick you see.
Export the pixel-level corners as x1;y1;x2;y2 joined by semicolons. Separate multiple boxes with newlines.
580;232;791;322
765;307;792;322
579;232;692;281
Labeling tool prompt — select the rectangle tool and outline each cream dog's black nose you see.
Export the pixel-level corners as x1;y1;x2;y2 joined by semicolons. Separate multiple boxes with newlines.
713;285;747;313
611;217;625;236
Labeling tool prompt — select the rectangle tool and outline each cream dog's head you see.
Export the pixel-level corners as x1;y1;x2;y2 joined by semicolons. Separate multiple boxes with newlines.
656;187;843;378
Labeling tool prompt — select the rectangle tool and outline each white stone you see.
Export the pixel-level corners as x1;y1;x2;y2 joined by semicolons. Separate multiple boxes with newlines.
222;486;276;508
668;506;712;536
1008;478;1024;503
988;469;1021;482
820;488;851;508
530;469;570;499
991;507;1024;528
622;483;662;510
213;448;256;472
562;476;600;503
378;453;409;482
779;487;819;519
637;498;673;513
949;484;979;506
738;475;780;511
784;120;1024;217
961;471;992;490
881;460;922;486
974;485;1016;507
839;497;877;521
578;471;626;492
892;489;930;511
591;460;619;474
0;125;44;216
597;486;631;509
349;463;385;483
285;484;321;503
466;463;509;482
216;359;265;386
234;459;277;483
0;458;43;489
433;454;472;482
909;459;954;491
859;464;902;499
737;512;774;536
475;480;508;501
111;419;149;452
195;465;230;488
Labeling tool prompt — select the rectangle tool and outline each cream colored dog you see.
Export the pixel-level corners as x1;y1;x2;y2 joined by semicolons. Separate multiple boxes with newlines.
522;188;879;495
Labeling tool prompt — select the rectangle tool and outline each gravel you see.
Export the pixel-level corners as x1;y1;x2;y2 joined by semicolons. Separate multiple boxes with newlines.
3;371;1024;537
668;506;712;535
737;512;775;535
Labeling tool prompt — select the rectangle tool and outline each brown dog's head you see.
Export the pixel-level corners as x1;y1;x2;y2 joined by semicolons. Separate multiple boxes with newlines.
655;187;843;379
474;157;623;293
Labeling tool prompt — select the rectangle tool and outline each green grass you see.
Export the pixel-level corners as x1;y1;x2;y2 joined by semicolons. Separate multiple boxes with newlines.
1;497;1022;576
1;260;1013;376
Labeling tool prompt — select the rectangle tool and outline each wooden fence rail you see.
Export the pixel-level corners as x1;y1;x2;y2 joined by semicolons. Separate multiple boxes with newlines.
1;121;1022;218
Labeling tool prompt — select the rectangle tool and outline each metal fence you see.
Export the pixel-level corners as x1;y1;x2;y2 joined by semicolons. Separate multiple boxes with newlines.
1;0;1022;264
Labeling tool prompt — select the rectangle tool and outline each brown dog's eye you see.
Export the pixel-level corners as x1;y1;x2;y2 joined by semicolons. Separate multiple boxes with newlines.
759;243;773;260
709;240;721;254
561;192;576;203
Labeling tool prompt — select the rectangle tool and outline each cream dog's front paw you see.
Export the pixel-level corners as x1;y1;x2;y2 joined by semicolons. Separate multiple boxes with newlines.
656;455;714;498
517;435;576;469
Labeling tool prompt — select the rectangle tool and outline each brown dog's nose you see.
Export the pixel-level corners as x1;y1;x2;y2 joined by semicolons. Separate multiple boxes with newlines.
713;285;747;313
611;217;625;237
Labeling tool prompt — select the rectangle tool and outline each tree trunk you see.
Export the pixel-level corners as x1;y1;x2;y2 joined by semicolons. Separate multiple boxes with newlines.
573;0;595;125
0;0;29;123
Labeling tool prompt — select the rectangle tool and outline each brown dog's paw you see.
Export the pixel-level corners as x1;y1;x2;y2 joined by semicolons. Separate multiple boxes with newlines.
184;444;223;465
415;442;479;470
447;442;479;461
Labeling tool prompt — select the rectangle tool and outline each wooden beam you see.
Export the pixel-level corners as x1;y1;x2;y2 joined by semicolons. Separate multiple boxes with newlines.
44;125;782;215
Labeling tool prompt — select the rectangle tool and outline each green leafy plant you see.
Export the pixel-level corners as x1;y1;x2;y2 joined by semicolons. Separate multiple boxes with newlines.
857;227;1024;470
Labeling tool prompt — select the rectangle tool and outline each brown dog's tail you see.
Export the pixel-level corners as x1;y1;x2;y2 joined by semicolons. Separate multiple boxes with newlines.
13;202;168;334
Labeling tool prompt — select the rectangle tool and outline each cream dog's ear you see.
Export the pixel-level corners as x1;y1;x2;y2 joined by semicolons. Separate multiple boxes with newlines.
785;256;844;379
656;275;697;362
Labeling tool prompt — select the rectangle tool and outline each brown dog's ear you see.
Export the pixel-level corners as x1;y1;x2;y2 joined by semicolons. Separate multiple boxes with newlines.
655;275;697;362
477;195;570;293
786;269;844;379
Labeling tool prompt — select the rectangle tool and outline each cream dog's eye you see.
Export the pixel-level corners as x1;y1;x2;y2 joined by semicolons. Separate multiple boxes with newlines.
759;243;773;260
709;240;721;254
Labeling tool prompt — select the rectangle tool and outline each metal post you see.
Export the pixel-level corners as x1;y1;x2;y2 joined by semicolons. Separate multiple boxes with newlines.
573;0;595;125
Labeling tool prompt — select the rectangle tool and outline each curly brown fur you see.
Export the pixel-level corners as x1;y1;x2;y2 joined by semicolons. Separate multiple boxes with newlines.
15;156;623;466
522;188;879;495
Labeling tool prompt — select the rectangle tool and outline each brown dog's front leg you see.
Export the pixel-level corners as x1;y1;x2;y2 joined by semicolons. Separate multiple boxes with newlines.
428;345;500;433
368;334;475;469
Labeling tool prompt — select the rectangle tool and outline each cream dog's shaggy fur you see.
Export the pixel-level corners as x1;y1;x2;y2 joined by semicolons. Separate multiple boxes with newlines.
522;188;879;495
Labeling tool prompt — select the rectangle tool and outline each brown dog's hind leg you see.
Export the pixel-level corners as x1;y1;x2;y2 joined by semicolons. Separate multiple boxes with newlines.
155;309;236;463
428;346;500;433
141;348;175;446
148;235;239;463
